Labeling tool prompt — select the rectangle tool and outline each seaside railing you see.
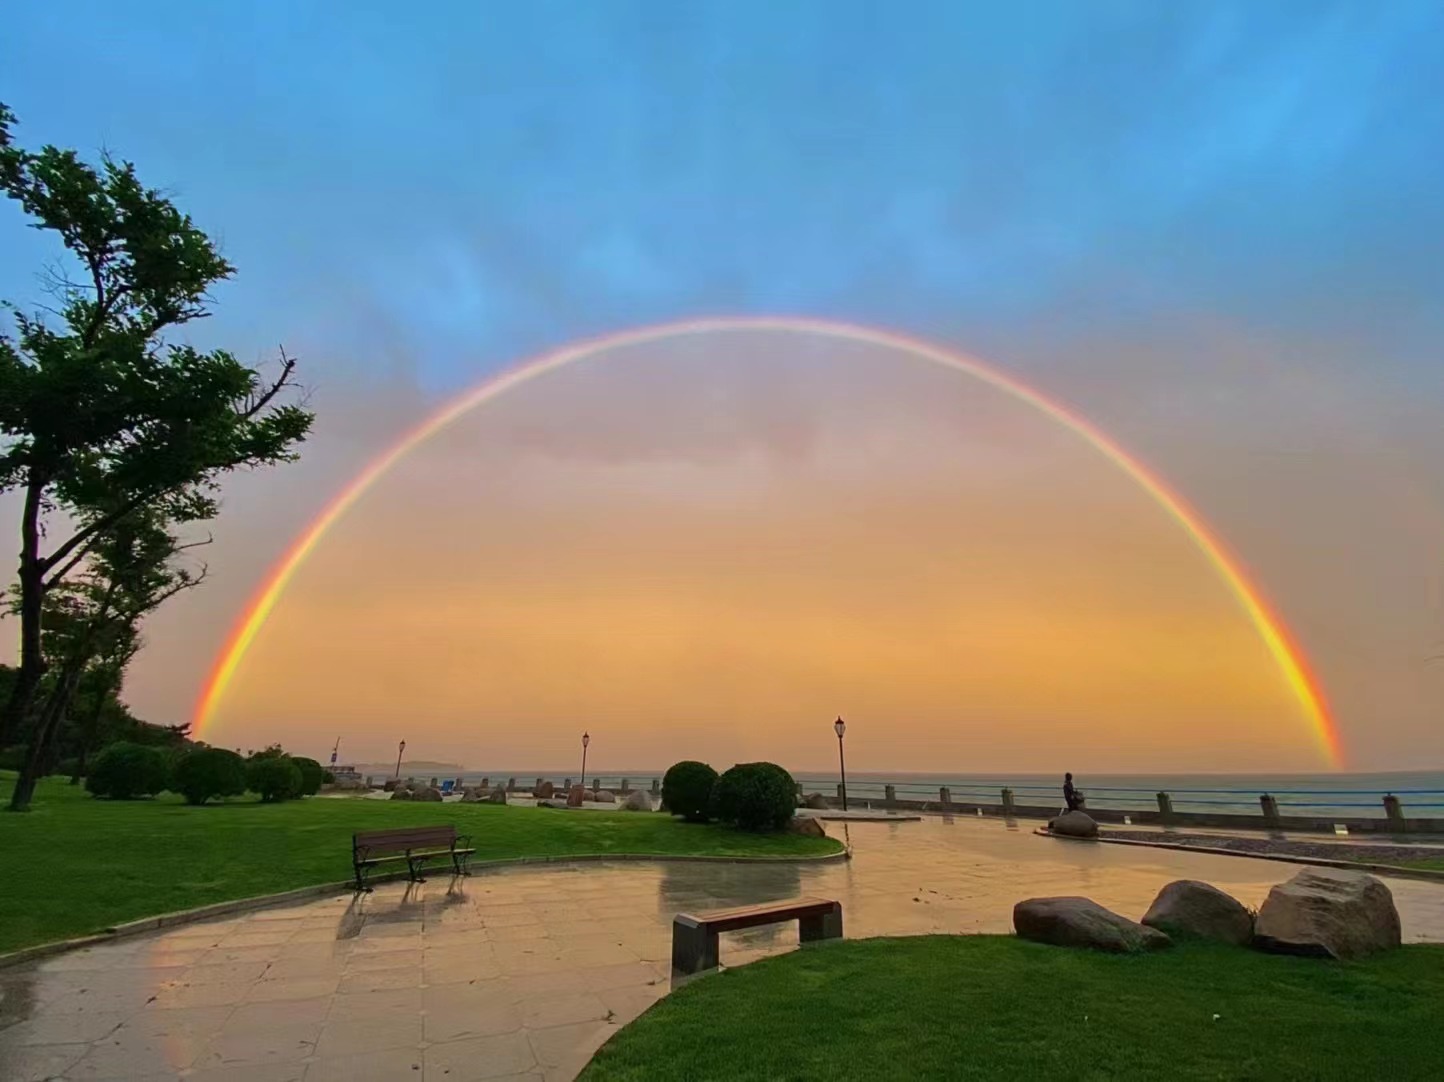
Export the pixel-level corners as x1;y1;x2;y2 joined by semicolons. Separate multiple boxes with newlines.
366;772;1444;832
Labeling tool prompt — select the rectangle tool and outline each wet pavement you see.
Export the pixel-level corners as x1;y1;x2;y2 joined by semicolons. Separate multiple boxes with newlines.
3;815;1443;1082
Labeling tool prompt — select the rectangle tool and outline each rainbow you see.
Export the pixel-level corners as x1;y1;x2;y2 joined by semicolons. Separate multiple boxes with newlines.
192;316;1344;765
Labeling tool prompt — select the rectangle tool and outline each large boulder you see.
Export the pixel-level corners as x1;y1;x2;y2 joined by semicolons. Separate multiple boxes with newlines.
1253;868;1401;960
1142;880;1253;945
566;785;586;808
787;816;828;838
621;790;652;811
1014;897;1171;953
485;787;507;804
390;787;414;801
1047;811;1099;838
533;781;556;799
802;792;830;810
593;789;617;804
415;786;443;803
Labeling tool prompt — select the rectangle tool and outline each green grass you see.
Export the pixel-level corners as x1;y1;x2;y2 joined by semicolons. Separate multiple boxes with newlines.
0;773;841;954
581;936;1444;1082
1353;855;1444;874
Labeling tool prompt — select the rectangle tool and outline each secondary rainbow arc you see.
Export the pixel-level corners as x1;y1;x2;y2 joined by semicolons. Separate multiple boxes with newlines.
192;316;1344;765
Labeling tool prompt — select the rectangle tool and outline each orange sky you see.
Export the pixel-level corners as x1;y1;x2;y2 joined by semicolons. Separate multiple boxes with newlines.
201;329;1328;772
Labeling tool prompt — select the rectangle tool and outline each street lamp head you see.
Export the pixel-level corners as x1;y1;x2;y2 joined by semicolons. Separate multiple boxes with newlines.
834;717;846;738
399;740;406;750
582;732;590;748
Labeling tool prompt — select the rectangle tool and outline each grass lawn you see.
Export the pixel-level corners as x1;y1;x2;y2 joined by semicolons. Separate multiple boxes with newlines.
1361;855;1444;874
580;935;1444;1082
0;772;841;954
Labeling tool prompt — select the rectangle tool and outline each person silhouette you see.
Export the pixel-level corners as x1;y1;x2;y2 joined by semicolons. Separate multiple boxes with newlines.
1063;772;1084;812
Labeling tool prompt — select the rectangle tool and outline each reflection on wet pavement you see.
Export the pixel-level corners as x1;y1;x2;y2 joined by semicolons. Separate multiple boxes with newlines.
3;816;1441;1081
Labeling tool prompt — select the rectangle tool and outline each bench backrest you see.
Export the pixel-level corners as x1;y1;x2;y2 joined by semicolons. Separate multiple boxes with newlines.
678;896;838;933
353;825;457;855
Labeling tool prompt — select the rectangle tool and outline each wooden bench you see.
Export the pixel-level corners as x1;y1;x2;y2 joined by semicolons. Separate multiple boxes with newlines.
671;896;843;975
351;825;474;891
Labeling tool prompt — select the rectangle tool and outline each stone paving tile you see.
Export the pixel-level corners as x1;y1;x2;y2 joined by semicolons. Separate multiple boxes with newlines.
312;1014;422;1059
423;1030;538;1080
304;1046;425;1081
0;1040;90;1082
195;1018;322;1069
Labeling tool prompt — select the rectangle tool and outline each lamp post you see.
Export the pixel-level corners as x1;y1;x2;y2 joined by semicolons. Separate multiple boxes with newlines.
580;731;590;788
834;717;848;812
394;739;406;779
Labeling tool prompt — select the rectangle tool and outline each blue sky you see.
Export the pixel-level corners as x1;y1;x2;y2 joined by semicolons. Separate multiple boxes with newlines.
4;0;1442;398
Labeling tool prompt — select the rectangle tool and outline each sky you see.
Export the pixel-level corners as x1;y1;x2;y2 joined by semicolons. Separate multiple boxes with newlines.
2;1;1443;772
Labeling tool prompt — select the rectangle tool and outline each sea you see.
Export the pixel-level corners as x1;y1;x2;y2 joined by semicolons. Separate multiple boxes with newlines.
365;766;1444;821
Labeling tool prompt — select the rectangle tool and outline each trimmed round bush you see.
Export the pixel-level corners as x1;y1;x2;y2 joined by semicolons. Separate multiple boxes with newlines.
85;741;170;800
292;756;325;797
711;762;797;832
173;746;247;805
662;760;719;823
246;755;303;803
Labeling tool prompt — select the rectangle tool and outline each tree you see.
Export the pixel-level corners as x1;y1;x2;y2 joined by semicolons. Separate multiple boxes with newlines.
173;745;246;805
292;756;325;797
247;755;302;803
7;507;205;810
0;103;312;766
84;740;169;799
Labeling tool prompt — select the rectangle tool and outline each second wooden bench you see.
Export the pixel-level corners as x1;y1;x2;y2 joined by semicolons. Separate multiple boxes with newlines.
671;896;843;974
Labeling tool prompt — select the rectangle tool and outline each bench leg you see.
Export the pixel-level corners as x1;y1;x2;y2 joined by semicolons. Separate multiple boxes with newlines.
799;903;843;945
353;863;369;893
406;856;427;883
451;849;471;877
671;918;719;975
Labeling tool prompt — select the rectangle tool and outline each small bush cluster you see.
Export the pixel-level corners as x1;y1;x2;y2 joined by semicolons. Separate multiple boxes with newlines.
85;742;170;799
74;739;324;805
246;756;303;802
712;762;797;832
663;759;798;832
173;747;247;806
662;761;718;822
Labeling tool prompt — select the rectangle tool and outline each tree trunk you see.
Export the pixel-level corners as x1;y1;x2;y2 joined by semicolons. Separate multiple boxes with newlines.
1;478;49;746
70;743;87;786
8;659;82;812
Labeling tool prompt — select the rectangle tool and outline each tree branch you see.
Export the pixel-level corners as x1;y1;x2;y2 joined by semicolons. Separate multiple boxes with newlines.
241;347;298;419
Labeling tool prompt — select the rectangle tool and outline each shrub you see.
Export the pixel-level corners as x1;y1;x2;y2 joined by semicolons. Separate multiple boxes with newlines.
85;742;170;800
173;747;247;805
711;762;797;832
292;756;325;796
662;760;719;823
322;769;335;784
246;755;302;802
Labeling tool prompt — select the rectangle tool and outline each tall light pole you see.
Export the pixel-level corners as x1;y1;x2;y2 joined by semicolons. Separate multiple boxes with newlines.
394;739;406;779
834;717;848;812
580;731;590;788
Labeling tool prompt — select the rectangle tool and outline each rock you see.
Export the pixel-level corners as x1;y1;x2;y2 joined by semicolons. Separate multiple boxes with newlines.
802;792;830;810
460;789;487;803
415;786;443;803
485;787;507;804
536;800;559;809
593;789;616;804
1142;880;1254;945
1047;810;1099;838
786;816;828;838
566;785;585;808
532;781;555;799
390;787;413;801
1014;897;1171;953
621;790;652;811
1253;868;1401;960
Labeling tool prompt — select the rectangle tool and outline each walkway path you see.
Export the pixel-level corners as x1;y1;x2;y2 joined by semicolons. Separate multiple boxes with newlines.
4;817;1442;1082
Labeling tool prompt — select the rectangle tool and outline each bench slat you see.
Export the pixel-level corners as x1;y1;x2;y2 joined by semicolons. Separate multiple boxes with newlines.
677;896;838;933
